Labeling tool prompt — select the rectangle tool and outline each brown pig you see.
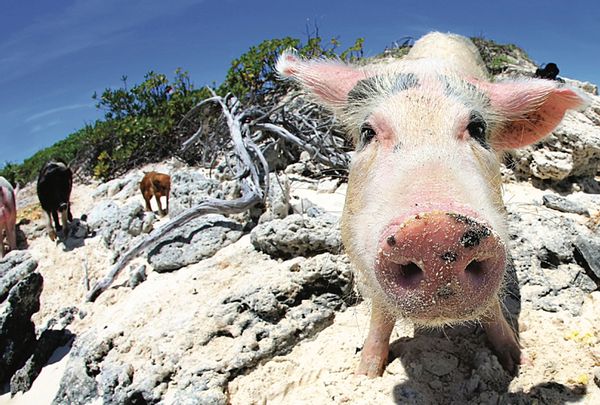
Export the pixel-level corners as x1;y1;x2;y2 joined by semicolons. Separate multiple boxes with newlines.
277;32;588;377
140;171;171;216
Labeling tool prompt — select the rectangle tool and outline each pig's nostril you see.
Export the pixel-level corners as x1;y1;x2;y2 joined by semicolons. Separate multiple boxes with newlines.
396;262;424;288
464;260;487;284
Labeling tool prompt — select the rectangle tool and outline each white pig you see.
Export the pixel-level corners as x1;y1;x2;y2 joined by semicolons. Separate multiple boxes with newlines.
277;32;588;377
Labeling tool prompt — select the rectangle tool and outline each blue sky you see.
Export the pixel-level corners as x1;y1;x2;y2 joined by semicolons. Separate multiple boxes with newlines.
1;0;598;166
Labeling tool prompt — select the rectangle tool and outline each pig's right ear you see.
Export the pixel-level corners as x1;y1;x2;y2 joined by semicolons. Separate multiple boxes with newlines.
478;79;590;150
276;50;367;108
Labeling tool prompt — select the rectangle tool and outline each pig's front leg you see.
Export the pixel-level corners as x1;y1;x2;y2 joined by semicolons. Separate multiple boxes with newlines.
357;300;395;378
482;300;521;376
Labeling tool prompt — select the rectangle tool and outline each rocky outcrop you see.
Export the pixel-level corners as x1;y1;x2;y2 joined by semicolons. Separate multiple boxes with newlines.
574;236;600;280
168;171;223;216
1;253;77;395
52;253;354;404
148;214;243;272
10;328;73;395
258;173;290;223
0;250;38;302
92;170;143;201
51;332;105;405
250;214;342;259
87;200;156;256
507;199;599;315
542;194;590;216
284;151;326;177
0;251;42;384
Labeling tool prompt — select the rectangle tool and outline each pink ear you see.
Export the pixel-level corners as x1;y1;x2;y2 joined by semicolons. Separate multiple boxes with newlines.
479;79;589;150
276;51;366;106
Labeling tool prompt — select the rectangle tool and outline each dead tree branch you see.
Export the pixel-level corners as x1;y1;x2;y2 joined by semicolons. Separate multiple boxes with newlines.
87;89;267;302
254;123;348;168
86;192;260;301
88;86;352;302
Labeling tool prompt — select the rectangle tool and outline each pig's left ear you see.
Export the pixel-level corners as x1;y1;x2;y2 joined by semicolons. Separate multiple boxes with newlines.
479;79;589;150
276;50;367;108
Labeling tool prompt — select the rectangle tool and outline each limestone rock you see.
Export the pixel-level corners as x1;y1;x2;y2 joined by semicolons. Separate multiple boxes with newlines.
10;329;73;394
250;214;342;258
93;170;142;201
507;201;597;316
529;150;573;181
0;251;38;302
509;107;600;181
574;236;600;280
52;253;353;403
87;200;156;256
169;171;223;217
542;194;590;216
148;215;243;272
0;254;43;384
258;173;290;223
128;264;147;289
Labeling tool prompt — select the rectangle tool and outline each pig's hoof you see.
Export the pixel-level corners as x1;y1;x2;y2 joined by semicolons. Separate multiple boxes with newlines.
491;340;521;376
356;354;387;378
49;231;57;241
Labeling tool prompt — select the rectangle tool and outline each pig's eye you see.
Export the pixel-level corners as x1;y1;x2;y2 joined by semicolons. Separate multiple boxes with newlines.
360;124;377;145
466;113;487;146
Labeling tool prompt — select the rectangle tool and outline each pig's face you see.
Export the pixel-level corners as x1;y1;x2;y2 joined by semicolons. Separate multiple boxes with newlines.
340;72;509;325
277;52;588;326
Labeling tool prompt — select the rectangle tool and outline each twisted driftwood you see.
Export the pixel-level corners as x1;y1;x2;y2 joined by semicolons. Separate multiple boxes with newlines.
87;90;266;301
87;87;351;302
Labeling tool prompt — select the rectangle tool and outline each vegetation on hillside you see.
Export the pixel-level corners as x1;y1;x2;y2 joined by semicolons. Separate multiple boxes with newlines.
0;35;363;186
0;34;528;186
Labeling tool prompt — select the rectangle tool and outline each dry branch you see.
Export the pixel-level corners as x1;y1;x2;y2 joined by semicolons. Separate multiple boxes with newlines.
86;192;260;301
87;86;352;302
87;89;267;302
254;123;348;168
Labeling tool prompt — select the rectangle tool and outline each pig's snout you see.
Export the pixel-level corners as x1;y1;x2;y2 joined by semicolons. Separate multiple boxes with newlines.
375;211;506;323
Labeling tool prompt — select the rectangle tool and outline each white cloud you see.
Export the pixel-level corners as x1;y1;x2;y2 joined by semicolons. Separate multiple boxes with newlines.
25;103;92;123
30;119;62;134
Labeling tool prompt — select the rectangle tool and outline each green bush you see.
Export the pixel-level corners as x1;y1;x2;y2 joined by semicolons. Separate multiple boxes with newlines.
1;70;210;183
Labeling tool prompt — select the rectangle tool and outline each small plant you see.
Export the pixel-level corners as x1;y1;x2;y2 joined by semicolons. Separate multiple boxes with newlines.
380;37;414;59
93;151;111;180
86;70;211;179
490;54;514;73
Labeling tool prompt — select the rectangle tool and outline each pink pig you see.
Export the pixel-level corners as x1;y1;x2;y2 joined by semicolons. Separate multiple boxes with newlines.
0;176;17;259
277;32;588;377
